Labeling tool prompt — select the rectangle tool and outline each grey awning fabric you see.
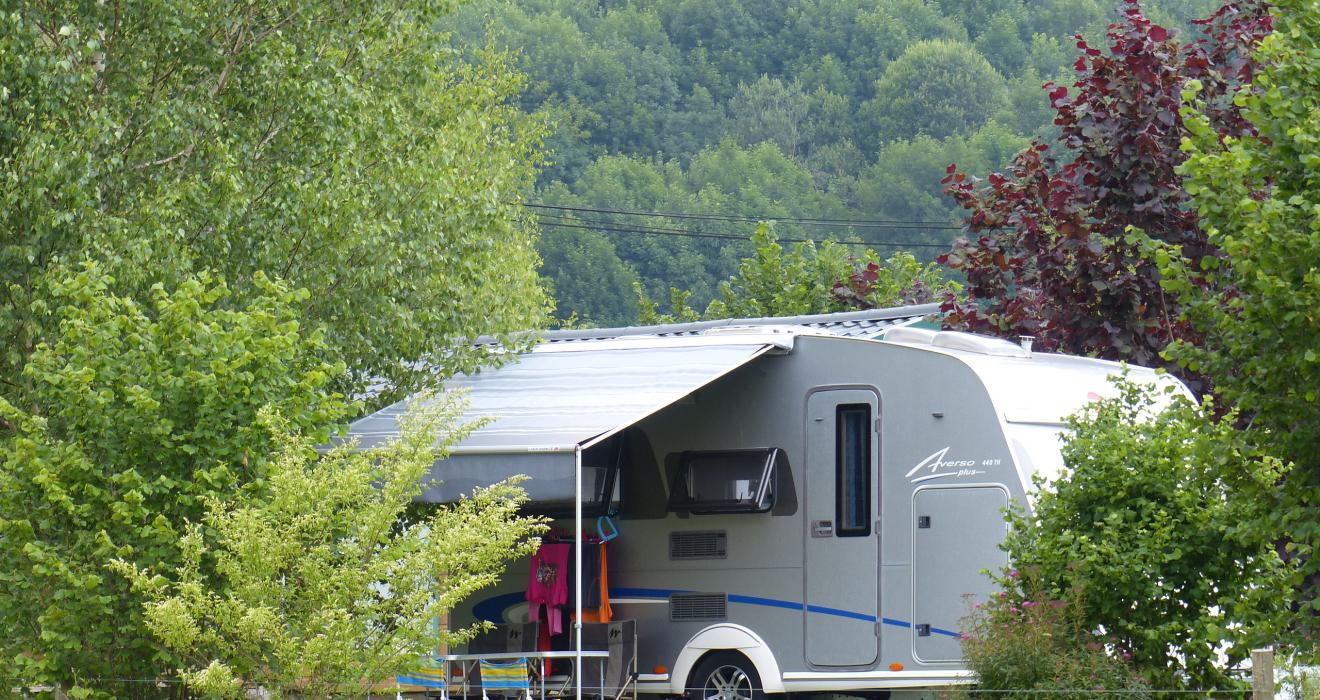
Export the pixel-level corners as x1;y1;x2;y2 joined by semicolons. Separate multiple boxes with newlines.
342;336;787;503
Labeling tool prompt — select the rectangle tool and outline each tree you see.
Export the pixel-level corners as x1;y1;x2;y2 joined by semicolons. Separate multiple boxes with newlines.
0;268;346;696
698;225;959;319
1160;0;1320;645
539;227;641;327
0;2;549;404
1004;378;1289;690
862;39;1008;143
728;76;816;159
939;1;1270;380
115;400;544;698
975;12;1029;75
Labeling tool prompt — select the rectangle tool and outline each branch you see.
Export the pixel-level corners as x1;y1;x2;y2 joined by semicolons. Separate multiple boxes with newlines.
129;143;196;170
210;4;253;98
249;10;300;46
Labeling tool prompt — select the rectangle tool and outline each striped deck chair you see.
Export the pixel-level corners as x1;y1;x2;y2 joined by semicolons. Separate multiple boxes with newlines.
397;656;448;690
479;658;531;700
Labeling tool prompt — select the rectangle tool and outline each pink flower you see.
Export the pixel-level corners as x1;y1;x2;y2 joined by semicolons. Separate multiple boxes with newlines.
1009;606;1020;614
1022;601;1037;608
1007;570;1020;578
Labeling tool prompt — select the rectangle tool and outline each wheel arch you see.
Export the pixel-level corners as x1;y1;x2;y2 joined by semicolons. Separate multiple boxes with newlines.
670;623;785;695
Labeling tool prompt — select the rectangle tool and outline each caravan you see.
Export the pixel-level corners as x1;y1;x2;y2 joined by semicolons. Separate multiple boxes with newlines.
346;306;1184;699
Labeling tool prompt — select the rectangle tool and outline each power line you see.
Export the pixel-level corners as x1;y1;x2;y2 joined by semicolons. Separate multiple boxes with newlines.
523;202;966;230
537;219;956;250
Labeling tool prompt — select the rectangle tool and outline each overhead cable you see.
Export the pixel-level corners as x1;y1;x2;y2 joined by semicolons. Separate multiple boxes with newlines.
523;202;966;230
537;219;955;249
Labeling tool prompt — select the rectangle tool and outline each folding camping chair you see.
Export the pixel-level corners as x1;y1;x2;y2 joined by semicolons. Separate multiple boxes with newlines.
397;656;448;692
479;658;533;700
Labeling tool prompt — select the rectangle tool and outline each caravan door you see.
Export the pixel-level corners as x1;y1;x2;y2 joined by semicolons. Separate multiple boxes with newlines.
804;388;880;667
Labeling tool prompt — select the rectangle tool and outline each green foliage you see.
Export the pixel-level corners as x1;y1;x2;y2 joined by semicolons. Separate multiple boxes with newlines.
0;2;550;404
704;225;855;318
115;398;545;699
862;39;1008;143
448;0;1216;324
1161;0;1320;645
540;227;641;327
961;573;1151;700
856;121;1031;225
699;225;959;319
1005;378;1290;690
636;285;703;326
0;268;346;696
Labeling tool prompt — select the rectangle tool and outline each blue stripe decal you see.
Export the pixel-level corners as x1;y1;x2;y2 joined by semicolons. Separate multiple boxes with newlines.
473;587;961;637
727;594;804;612
804;603;875;622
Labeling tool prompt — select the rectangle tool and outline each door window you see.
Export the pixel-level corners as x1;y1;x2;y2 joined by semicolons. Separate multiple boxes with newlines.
835;404;871;536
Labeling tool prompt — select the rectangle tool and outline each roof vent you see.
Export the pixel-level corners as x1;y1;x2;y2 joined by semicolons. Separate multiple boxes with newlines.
670;531;728;560
670;593;728;621
883;327;938;345
931;331;1030;358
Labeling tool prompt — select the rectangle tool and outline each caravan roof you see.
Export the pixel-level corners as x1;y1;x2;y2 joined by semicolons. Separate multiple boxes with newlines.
341;304;1183;500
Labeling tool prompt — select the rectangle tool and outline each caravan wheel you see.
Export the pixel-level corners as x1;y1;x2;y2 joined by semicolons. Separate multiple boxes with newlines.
689;651;764;700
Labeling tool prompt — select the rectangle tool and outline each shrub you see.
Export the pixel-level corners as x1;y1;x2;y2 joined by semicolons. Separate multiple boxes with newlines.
960;569;1151;700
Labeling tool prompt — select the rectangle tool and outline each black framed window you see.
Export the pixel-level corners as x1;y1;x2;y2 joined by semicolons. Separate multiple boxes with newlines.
836;404;871;536
668;448;779;514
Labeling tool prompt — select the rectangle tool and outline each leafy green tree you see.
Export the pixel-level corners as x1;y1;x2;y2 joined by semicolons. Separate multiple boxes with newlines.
0;269;346;696
862;39;1008;144
729;76;810;158
662;85;730;158
115;400;545;699
1026;33;1070;75
0;2;549;403
1005;378;1290;690
1160;0;1320;643
702;225;855;318
854;121;1030;230
539;227;641;327
975;12;1029;75
700;225;959;318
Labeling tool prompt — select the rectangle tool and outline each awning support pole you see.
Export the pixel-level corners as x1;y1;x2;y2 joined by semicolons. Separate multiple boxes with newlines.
574;445;583;700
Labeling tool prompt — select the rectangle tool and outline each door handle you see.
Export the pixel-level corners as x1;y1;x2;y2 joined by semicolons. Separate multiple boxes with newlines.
811;520;833;537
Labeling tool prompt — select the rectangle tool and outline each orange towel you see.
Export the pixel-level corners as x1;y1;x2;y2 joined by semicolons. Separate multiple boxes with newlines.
576;543;613;623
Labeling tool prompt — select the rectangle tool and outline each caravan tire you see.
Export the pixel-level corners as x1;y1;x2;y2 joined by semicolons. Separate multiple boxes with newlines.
688;651;765;700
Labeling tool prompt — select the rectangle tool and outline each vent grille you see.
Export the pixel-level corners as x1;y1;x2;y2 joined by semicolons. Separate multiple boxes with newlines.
670;531;728;560
669;593;728;621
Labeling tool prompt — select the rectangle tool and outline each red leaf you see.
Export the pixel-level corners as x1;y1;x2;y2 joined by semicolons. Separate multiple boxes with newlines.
1149;25;1168;42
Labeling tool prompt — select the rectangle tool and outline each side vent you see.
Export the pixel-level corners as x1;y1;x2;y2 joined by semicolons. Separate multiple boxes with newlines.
670;531;728;560
669;592;728;621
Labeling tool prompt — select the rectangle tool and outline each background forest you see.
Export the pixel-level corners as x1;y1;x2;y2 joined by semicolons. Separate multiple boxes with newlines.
446;0;1220;326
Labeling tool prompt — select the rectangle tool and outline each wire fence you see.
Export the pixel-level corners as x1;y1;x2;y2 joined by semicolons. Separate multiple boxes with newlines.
11;683;1278;700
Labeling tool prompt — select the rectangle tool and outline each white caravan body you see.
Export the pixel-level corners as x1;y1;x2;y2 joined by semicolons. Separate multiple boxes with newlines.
343;307;1187;696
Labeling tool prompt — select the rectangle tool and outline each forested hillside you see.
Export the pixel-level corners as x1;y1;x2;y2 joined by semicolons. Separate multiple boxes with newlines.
444;0;1217;326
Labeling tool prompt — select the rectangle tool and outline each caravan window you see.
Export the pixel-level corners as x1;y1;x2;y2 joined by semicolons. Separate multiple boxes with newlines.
836;404;871;536
669;449;780;514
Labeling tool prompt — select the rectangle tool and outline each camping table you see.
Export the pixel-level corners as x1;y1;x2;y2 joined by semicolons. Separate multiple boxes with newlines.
437;650;613;700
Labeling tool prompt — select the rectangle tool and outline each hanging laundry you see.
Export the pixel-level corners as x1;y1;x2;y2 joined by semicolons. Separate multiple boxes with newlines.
576;542;613;623
527;542;570;635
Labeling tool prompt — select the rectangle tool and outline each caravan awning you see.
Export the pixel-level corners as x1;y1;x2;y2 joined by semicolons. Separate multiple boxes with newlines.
343;333;794;503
